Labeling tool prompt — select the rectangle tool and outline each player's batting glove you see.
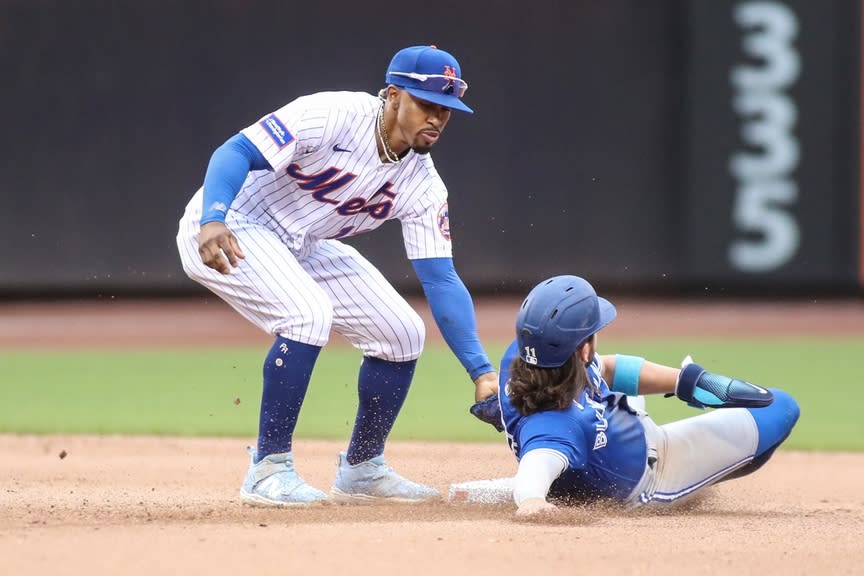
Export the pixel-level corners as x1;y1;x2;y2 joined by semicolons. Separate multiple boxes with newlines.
470;394;504;432
666;355;774;409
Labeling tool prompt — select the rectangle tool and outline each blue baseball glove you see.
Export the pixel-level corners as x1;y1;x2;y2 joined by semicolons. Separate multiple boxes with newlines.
470;394;504;432
668;356;774;409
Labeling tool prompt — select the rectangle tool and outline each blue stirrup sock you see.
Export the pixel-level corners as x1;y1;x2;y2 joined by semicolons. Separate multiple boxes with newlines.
256;336;322;461
346;357;417;465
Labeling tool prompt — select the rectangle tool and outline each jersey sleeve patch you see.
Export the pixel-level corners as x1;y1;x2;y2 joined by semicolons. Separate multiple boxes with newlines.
260;114;295;149
437;202;450;241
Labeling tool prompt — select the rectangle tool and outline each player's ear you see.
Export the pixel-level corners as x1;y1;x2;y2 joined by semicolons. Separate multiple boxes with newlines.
387;86;400;109
577;335;595;365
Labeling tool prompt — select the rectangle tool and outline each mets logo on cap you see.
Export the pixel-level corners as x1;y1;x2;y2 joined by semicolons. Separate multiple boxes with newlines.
437;203;451;241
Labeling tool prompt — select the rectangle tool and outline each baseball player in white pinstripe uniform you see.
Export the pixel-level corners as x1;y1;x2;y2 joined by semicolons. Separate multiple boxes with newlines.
176;45;498;506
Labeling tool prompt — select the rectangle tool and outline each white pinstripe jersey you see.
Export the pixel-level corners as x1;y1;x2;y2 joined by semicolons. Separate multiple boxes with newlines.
210;91;453;259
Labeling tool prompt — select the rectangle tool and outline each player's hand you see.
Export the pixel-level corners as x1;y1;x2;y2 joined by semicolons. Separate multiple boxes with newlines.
473;371;498;402
470;393;504;432
198;221;246;274
515;498;559;518
469;372;503;431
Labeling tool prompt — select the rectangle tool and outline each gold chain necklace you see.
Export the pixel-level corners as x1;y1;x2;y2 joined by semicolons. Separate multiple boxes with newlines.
376;101;401;163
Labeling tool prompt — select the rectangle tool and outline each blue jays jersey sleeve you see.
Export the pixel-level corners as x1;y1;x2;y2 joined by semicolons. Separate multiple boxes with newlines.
518;412;588;469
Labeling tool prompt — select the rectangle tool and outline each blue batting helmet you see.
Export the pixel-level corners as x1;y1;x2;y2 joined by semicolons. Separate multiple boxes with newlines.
515;275;617;368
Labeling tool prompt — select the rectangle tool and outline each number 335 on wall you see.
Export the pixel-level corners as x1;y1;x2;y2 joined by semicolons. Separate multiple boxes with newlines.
729;1;800;273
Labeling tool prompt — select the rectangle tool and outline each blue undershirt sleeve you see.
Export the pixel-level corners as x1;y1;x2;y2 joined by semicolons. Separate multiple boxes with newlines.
200;133;272;225
411;257;494;381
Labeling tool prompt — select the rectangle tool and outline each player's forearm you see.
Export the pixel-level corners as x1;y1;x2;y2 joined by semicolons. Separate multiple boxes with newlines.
411;258;494;380
513;449;567;506
636;361;681;394
602;354;680;396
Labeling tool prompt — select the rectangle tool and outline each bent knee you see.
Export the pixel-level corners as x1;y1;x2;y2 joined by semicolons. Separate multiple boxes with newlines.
273;293;334;345
751;388;799;455
771;388;801;429
377;308;426;361
769;389;800;431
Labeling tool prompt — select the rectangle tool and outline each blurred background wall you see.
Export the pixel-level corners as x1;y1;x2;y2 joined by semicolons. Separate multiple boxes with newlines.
1;0;861;297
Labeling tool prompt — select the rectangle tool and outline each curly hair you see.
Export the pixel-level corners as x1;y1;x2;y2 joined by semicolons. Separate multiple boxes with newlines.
507;353;590;416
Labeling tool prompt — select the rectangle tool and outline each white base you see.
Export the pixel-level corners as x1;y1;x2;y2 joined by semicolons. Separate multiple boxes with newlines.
447;477;515;504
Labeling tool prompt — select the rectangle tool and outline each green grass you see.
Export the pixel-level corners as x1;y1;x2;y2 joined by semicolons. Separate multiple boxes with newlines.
1;338;861;450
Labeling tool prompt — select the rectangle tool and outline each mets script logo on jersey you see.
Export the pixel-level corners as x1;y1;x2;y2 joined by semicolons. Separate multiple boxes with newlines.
437;203;451;241
260;114;294;149
286;164;397;238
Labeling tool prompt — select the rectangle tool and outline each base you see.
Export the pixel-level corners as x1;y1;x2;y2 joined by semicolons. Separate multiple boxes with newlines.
447;477;515;505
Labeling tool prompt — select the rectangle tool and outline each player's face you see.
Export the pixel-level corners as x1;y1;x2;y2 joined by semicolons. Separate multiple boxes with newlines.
396;91;451;155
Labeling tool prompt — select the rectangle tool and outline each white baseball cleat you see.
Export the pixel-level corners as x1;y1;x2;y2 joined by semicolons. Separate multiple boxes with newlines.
330;452;439;503
240;448;328;507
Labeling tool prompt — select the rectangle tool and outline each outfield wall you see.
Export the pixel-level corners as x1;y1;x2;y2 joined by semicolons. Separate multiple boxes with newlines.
1;0;861;295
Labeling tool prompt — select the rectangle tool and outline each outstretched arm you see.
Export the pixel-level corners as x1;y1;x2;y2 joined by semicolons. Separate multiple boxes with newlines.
600;354;680;396
601;354;774;408
513;449;567;516
411;257;497;401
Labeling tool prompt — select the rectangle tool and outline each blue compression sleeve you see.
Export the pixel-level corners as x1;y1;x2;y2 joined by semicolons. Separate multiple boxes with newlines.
411;257;494;380
200;133;272;225
611;354;645;396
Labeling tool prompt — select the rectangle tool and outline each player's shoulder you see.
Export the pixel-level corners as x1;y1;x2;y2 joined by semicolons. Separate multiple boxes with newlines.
515;409;584;455
409;151;439;172
521;407;582;433
291;91;379;118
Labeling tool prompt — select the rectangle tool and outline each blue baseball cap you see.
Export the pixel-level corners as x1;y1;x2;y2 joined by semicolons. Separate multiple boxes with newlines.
385;45;473;114
515;275;617;368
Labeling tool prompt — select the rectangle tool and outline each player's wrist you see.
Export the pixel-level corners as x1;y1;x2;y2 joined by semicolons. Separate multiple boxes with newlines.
472;370;496;384
199;215;228;227
469;363;495;382
515;497;557;516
